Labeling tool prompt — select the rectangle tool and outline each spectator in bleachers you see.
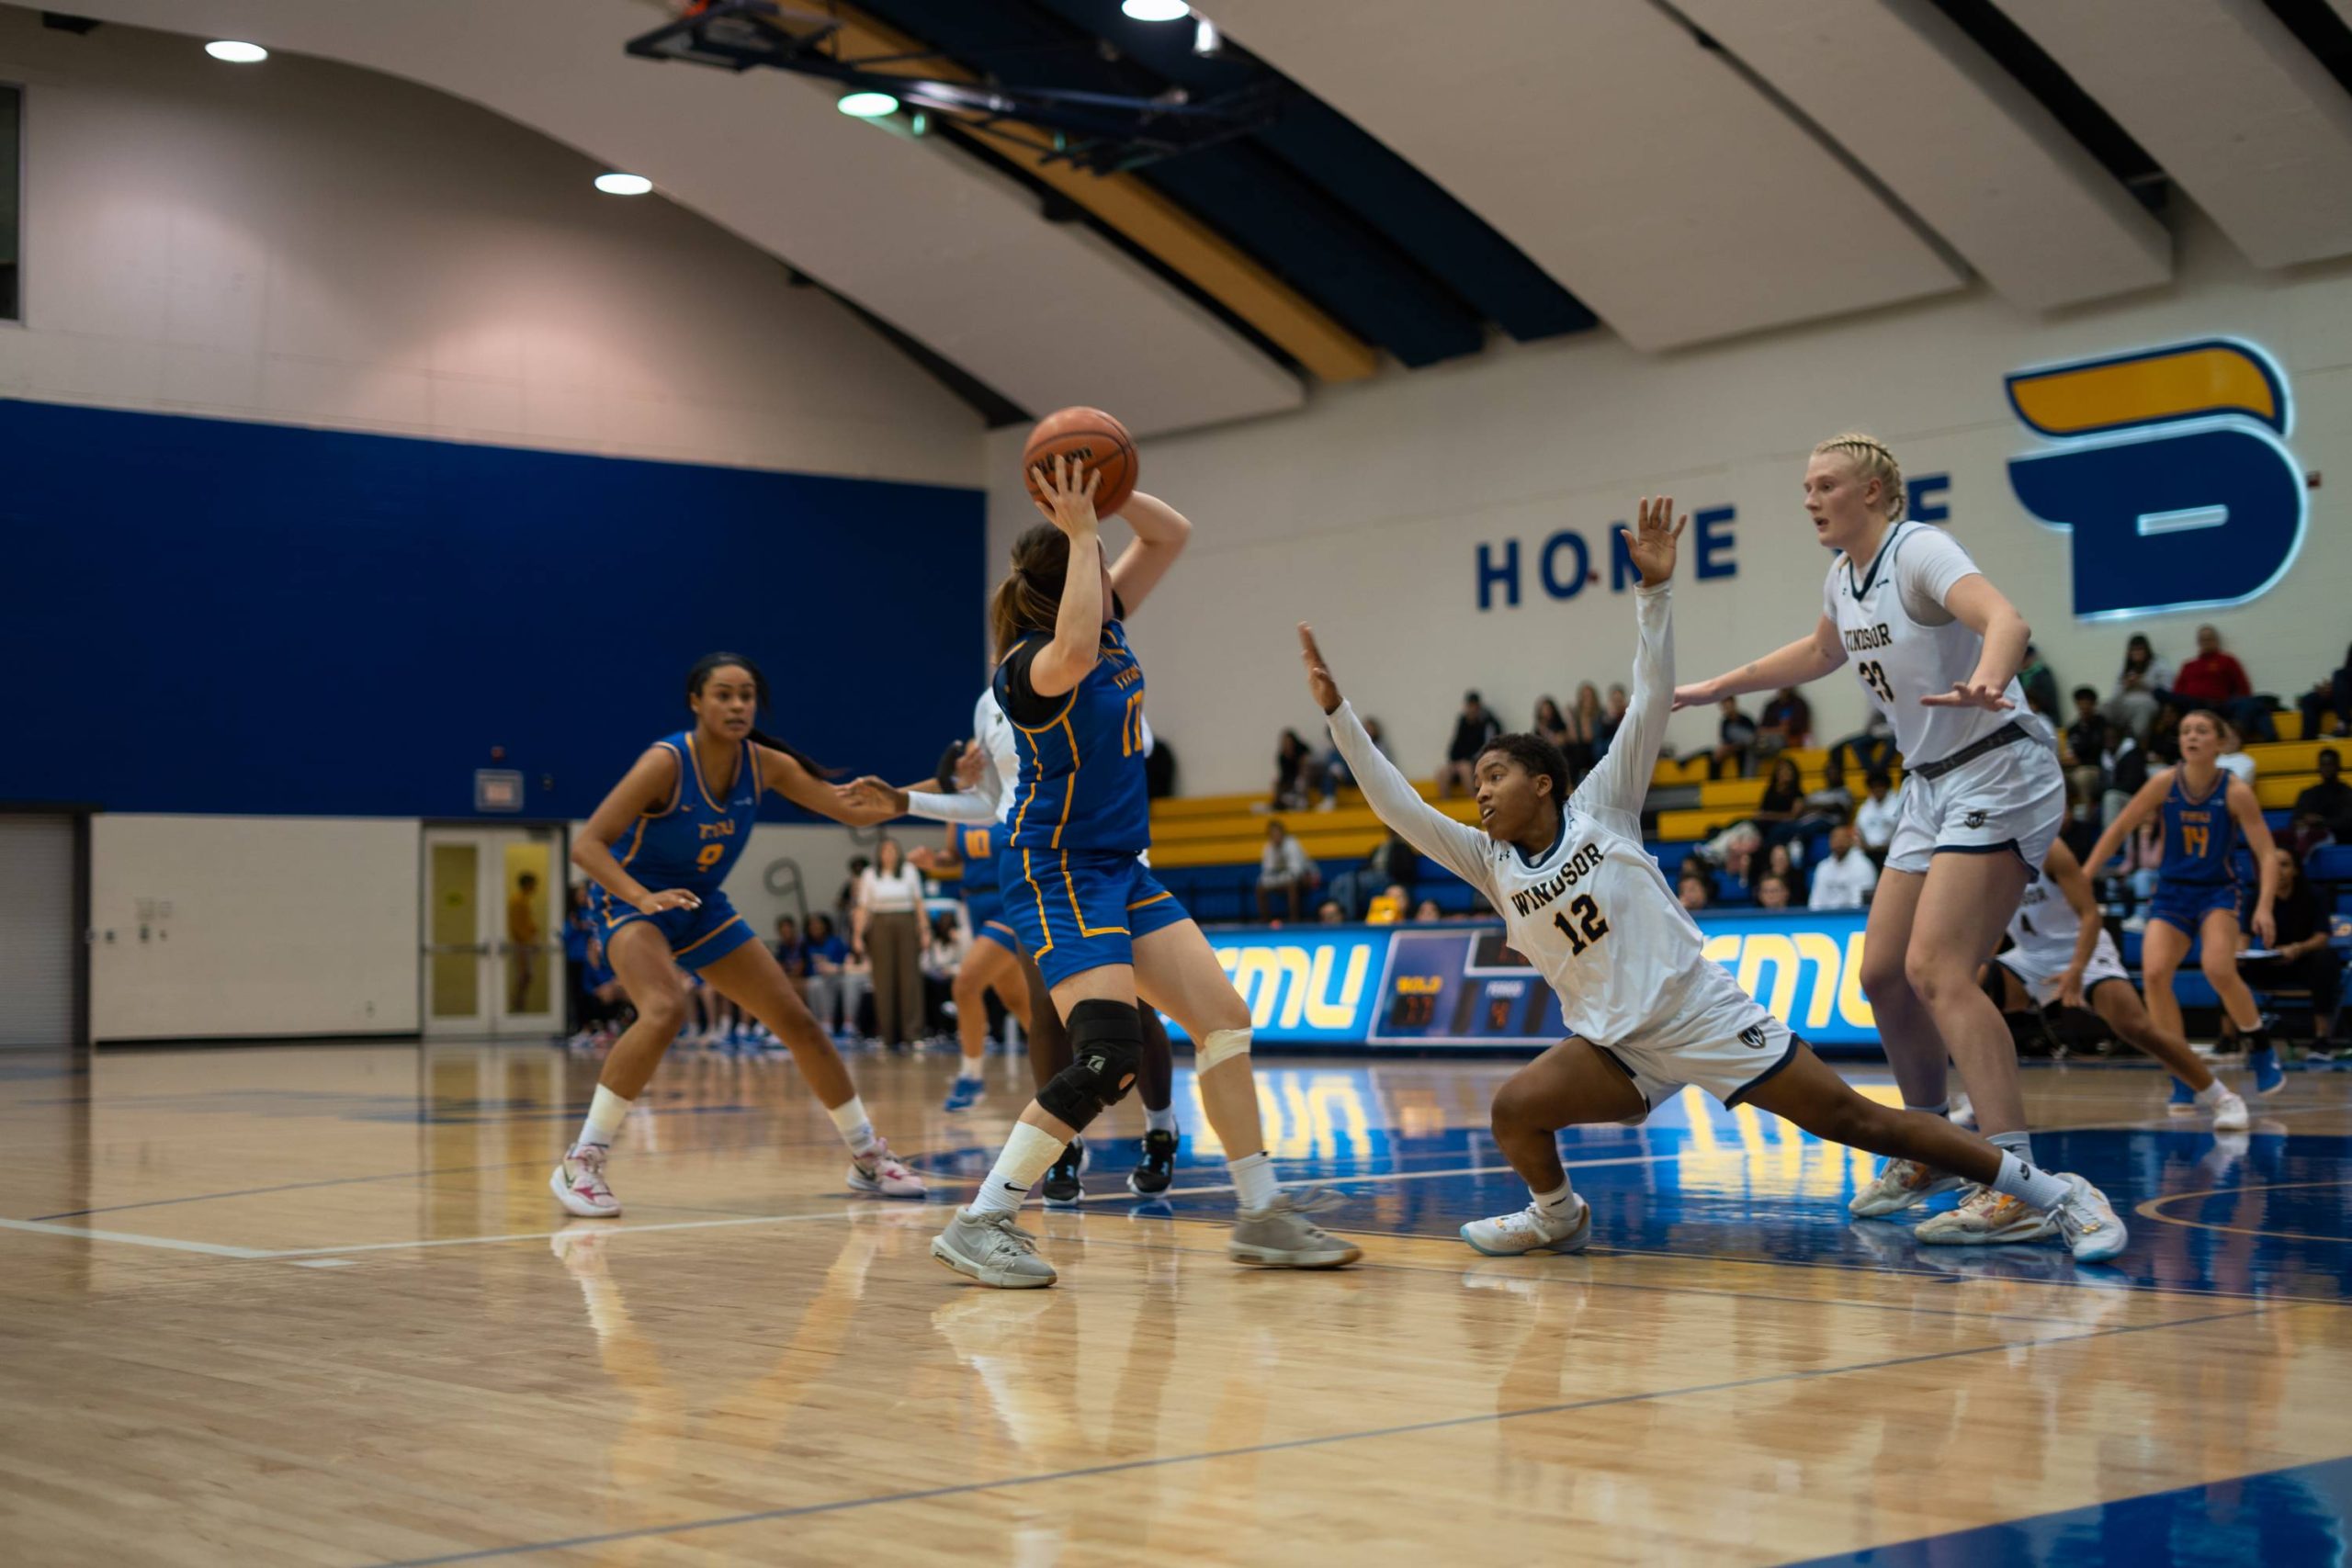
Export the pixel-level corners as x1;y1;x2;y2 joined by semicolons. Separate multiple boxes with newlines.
1533;696;1571;752
2102;719;2148;818
1257;819;1319;921
2299;642;2352;740
1808;826;1877;910
1316;899;1346;925
2106;634;2171;740
2018;642;2060;723
2234;848;2343;1049
2064;686;2108;805
1412;897;1444;922
2289;748;2352;852
1564;682;1604;779
1855;770;1901;862
1273;728;1317;811
2170;625;2277;741
1677;853;1717;904
1678;874;1712;912
1764;841;1807;905
1329;829;1419;920
1755;874;1793;910
922;910;967;1042
2217;721;2256;787
771;914;809;999
1752;756;1807;853
1829;710;1895;777
1438;691;1500;798
1594;682;1631;760
1793;758;1855;833
1709;696;1758;780
1755;686;1811;765
803;912;867;1043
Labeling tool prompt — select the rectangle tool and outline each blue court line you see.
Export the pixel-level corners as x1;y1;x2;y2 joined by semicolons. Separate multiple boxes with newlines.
1782;1450;2352;1566
362;1304;2276;1567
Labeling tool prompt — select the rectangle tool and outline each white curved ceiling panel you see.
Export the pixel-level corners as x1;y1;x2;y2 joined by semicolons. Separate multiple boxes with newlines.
1209;0;1965;352
1998;0;2352;269
57;0;1304;436
1677;0;2169;310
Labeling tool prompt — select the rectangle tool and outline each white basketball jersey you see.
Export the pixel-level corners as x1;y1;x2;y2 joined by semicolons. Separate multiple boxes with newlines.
1826;522;2035;764
2004;869;2081;973
1480;807;1773;1050
973;688;1019;827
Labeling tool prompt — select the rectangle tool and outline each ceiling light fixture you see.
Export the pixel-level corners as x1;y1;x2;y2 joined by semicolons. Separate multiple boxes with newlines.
837;89;899;118
204;40;268;63
594;173;652;196
1122;1;1191;20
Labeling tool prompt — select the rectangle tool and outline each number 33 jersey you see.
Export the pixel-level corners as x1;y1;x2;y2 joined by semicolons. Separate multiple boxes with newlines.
1826;521;2037;766
1479;806;1770;1053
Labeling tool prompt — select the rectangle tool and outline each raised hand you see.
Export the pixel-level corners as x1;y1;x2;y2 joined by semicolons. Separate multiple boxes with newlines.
952;739;987;790
908;845;939;872
1920;680;2014;712
1031;453;1101;537
1622;494;1688;586
1298;623;1342;715
838;777;908;823
1671;682;1717;713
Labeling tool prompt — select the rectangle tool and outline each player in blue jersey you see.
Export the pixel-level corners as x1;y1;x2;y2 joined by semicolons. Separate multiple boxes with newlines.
902;457;1359;1288
2084;708;2283;1094
555;652;925;1217
909;743;1032;1111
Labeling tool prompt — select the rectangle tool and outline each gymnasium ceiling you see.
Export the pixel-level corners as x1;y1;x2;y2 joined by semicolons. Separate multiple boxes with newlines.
44;0;2352;436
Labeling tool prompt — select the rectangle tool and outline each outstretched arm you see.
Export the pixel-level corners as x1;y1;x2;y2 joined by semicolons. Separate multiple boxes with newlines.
1028;456;1106;700
2082;771;2172;874
1677;616;1845;710
1301;626;1494;892
759;745;895;827
2232;779;2279;946
2042;841;2106;1009
1574;497;1685;835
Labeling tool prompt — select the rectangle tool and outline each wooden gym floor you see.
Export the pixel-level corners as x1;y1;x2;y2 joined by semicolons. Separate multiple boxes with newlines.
4;1041;2350;1565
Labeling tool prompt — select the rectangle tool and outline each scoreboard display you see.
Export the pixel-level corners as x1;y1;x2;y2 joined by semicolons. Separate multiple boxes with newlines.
1191;911;1880;1052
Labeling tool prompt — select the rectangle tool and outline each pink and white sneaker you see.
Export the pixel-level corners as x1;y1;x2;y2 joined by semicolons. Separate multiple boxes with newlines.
550;1143;622;1218
847;1138;927;1199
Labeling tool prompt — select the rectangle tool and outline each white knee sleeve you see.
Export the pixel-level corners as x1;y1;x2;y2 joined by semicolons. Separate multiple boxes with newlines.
1197;1027;1251;1072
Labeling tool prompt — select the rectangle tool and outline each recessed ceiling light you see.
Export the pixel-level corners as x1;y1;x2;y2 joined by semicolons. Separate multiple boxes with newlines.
594;173;652;197
204;40;268;63
837;90;900;118
1122;0;1191;19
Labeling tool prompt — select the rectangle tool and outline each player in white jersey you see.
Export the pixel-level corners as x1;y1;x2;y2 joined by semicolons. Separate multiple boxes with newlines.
1988;841;2246;1131
1306;497;2124;1262
1679;434;2072;1247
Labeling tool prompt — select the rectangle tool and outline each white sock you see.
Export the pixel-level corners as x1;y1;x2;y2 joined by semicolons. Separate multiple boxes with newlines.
577;1085;632;1151
956;1057;985;1083
2196;1080;2231;1105
969;1122;1068;1220
1144;1104;1179;1135
827;1095;878;1157
1988;1129;2035;1168
1990;1151;2071;1212
1227;1151;1279;1212
1531;1179;1577;1218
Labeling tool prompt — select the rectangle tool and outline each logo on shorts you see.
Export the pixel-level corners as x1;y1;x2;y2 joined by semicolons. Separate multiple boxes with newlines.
1739;1024;1768;1049
1964;809;1989;829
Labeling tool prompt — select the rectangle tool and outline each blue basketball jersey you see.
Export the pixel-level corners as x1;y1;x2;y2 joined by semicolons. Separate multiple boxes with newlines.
613;730;763;894
995;620;1151;855
954;820;1001;877
2158;768;2237;886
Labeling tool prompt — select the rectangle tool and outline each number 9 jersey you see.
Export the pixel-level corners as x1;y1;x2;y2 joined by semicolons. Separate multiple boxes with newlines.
588;731;765;972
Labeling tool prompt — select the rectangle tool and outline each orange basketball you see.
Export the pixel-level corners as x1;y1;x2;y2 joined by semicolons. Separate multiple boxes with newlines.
1022;407;1137;518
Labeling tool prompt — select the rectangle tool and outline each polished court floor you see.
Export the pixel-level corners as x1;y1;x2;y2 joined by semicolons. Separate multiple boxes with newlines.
4;1042;2351;1566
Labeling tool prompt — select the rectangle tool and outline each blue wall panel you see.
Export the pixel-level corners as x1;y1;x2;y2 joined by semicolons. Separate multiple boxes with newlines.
1;400;984;818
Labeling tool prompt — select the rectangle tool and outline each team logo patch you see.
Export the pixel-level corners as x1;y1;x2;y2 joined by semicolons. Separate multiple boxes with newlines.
1739;1024;1768;1050
1964;809;1989;829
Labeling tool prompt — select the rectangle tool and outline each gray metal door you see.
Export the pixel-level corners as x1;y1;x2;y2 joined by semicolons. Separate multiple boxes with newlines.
0;814;80;1048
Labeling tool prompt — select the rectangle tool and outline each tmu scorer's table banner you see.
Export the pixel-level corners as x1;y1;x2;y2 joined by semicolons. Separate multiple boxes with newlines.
1180;912;1878;1050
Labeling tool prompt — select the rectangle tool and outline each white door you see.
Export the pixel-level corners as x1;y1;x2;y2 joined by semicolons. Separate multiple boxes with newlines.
0;814;80;1048
421;826;564;1037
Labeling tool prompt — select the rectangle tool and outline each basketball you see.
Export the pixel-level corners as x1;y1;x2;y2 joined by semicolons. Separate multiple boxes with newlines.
1022;406;1137;517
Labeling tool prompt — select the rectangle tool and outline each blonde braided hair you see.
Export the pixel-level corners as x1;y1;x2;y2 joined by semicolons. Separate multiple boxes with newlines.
1812;433;1905;521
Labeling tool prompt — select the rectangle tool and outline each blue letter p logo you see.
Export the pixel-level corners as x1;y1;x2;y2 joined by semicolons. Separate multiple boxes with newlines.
2006;339;2307;620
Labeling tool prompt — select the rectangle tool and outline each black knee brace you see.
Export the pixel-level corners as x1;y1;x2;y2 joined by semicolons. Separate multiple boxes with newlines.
1036;998;1142;1132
